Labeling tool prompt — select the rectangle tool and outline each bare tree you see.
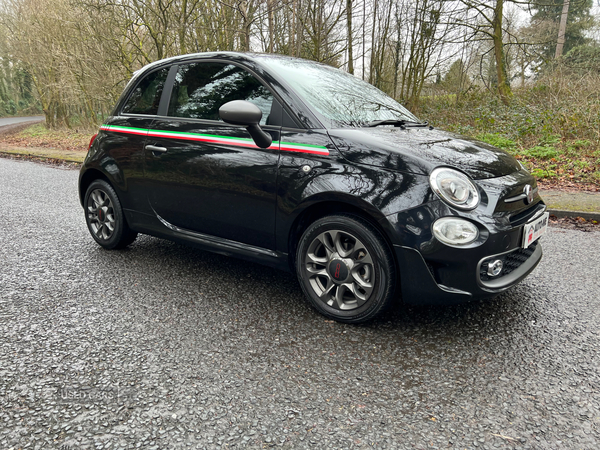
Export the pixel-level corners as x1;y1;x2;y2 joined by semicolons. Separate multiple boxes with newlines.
449;0;515;105
555;0;570;57
346;0;354;73
4;0;580;127
374;0;454;109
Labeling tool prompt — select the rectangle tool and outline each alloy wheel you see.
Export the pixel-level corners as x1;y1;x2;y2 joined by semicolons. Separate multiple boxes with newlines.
87;189;116;241
303;229;375;311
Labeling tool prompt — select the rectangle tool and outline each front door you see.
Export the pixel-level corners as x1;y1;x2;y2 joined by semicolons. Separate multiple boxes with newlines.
143;61;280;250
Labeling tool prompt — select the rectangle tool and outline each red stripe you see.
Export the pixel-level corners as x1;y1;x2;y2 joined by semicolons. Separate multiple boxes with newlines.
146;131;273;149
104;126;328;155
279;146;329;155
112;128;148;136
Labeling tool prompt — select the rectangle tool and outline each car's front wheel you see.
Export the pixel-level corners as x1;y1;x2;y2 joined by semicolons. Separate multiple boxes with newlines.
296;214;396;323
84;180;137;249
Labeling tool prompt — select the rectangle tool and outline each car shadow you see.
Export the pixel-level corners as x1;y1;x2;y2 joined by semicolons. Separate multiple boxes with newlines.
92;234;544;339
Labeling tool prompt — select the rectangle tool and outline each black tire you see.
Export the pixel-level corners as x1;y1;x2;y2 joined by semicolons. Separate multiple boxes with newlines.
84;180;137;249
296;214;396;323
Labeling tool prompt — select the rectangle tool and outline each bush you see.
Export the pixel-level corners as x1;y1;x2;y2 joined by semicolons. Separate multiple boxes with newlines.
563;45;600;74
521;146;560;160
476;133;517;150
419;69;600;185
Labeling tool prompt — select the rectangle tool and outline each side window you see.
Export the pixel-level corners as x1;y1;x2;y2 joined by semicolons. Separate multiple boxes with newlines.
168;62;274;125
122;67;169;115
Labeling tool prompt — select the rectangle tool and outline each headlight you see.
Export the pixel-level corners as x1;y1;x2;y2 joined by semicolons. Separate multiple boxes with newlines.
429;167;480;210
432;217;479;246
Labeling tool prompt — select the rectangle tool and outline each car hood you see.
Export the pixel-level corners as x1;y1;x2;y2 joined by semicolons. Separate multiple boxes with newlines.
327;127;521;180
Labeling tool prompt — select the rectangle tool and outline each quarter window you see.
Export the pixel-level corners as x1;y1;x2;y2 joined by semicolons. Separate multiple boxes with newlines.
168;63;274;125
122;67;169;115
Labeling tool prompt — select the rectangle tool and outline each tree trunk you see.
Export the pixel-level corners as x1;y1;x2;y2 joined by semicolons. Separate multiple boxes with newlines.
362;0;366;79
392;16;401;98
369;0;377;83
555;0;570;58
267;0;274;53
179;0;188;54
492;0;511;105
346;0;354;74
240;1;251;51
296;0;302;56
290;0;296;55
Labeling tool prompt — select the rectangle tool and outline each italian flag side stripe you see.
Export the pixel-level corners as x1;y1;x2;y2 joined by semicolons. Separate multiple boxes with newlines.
146;129;270;149
102;125;149;136
101;125;330;156
278;145;330;155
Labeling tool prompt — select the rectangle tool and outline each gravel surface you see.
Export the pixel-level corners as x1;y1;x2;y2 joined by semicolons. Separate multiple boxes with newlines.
1;158;599;449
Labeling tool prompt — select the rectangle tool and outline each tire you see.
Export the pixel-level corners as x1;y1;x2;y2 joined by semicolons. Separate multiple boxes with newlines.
296;214;396;323
84;180;137;249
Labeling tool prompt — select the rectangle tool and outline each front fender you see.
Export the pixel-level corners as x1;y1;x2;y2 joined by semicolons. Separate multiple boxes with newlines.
275;156;433;252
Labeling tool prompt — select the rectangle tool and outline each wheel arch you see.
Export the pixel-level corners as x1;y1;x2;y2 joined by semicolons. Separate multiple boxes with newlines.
285;197;399;272
78;168;111;207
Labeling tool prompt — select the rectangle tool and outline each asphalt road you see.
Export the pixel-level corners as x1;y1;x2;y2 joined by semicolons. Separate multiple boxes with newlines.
0;116;44;127
1;158;599;449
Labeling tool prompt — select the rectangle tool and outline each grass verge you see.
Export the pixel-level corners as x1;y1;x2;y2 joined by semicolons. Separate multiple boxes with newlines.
0;123;92;152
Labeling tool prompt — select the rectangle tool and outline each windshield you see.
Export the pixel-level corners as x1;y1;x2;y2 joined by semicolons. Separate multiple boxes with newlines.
258;57;419;127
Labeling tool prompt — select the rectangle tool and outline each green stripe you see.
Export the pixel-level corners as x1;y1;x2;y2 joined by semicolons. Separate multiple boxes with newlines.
110;125;147;133
106;124;327;150
280;141;326;149
150;128;254;143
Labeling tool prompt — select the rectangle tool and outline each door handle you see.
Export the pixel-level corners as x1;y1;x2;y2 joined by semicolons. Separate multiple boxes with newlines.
145;145;168;153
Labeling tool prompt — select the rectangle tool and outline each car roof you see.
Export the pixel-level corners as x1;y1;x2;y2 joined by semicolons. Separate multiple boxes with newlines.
134;52;319;76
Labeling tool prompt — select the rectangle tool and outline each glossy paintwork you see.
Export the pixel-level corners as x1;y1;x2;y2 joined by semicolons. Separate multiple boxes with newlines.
144;118;280;249
84;116;151;205
275;129;435;252
329;127;522;180
79;52;545;306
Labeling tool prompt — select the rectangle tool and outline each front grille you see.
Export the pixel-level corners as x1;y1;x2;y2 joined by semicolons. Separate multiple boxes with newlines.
479;241;539;282
509;202;546;227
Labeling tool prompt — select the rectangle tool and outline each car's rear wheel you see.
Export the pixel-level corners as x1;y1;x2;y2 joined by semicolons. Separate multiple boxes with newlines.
296;214;396;323
84;180;137;249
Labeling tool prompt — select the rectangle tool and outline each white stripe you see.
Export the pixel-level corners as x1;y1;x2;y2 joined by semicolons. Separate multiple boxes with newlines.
280;145;329;154
105;126;328;154
147;130;254;146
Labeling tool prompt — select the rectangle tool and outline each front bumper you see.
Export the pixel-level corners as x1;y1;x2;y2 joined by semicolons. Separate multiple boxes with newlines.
394;241;543;305
385;194;546;306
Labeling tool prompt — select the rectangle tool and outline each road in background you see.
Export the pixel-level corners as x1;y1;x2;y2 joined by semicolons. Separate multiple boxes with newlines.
1;158;599;449
0;116;44;127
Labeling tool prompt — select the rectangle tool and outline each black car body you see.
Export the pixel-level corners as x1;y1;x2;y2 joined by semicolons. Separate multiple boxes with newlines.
79;52;548;323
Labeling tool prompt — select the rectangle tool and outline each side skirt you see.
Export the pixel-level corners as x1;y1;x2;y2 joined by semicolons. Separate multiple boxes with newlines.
124;209;290;272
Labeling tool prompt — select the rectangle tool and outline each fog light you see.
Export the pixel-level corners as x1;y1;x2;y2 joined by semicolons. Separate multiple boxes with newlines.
487;259;503;277
432;217;479;246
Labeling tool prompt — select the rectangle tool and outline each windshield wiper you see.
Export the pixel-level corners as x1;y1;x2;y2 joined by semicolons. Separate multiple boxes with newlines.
367;119;432;129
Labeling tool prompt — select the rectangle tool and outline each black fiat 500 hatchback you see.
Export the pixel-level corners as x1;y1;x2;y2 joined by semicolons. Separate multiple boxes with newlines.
79;52;548;323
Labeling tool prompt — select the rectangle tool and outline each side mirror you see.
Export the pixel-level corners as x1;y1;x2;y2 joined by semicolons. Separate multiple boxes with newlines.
219;100;273;149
